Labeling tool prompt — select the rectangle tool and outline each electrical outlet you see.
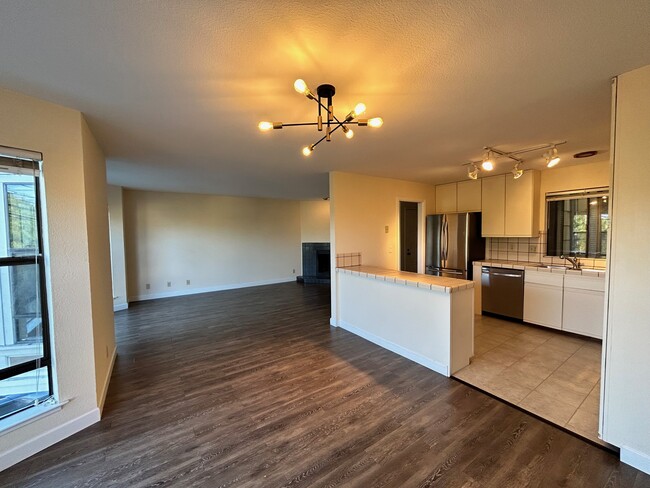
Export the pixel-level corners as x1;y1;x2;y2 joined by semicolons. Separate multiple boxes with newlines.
529;244;538;253
167;281;171;287
292;269;295;274
508;243;517;251
186;279;190;285
385;225;389;234
145;283;150;290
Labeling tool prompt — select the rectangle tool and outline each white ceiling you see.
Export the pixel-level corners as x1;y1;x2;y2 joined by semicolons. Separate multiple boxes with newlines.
1;1;649;199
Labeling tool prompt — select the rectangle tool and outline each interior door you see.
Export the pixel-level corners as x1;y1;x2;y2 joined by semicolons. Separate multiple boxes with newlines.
400;201;419;272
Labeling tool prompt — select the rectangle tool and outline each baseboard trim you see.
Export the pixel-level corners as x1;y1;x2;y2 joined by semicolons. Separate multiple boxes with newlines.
620;446;650;475
338;320;449;377
113;303;128;312
0;408;100;472
98;346;117;413
330;317;338;327
129;277;296;302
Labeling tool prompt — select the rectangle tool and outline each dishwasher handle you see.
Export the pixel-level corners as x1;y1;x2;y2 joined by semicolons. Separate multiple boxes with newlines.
490;271;523;278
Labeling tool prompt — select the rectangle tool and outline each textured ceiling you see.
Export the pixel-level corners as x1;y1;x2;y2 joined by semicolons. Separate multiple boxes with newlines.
1;1;650;199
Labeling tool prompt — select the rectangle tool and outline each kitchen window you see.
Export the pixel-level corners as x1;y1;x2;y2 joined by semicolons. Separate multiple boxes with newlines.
0;153;52;421
546;187;609;258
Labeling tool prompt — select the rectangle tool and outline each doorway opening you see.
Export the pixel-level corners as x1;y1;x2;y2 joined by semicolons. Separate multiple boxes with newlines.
399;201;419;273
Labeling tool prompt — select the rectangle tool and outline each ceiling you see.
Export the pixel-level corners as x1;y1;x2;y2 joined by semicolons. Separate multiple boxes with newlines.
1;1;649;199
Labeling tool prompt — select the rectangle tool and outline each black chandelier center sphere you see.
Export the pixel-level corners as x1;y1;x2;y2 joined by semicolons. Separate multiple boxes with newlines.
316;84;336;99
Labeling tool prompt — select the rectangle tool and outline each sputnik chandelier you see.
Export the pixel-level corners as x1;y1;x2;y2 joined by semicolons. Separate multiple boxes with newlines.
465;141;567;180
258;79;383;156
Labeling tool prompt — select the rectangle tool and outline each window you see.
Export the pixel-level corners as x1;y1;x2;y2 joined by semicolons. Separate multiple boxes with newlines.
0;153;51;421
546;187;609;258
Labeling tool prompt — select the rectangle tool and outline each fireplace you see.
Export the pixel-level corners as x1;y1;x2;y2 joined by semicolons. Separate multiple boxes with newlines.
301;242;330;284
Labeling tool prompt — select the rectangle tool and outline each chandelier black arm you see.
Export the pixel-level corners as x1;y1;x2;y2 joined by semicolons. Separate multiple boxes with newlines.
281;121;358;127
311;119;351;149
311;97;346;126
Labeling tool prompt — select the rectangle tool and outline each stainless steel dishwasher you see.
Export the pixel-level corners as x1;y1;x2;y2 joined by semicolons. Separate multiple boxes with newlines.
481;266;524;320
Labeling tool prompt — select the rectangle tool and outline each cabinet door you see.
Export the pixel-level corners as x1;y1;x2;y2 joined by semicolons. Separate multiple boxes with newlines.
457;180;482;212
435;183;457;213
481;175;505;236
505;170;540;237
524;282;563;329
562;288;605;339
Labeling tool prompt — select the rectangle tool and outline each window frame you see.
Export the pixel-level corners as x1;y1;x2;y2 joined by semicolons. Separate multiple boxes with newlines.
0;155;53;416
545;187;609;258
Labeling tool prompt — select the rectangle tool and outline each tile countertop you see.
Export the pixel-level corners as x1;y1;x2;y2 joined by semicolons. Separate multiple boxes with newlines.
473;260;606;278
336;265;474;294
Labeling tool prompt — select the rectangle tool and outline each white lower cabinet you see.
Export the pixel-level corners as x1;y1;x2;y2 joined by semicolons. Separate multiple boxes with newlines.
562;275;605;339
523;272;564;329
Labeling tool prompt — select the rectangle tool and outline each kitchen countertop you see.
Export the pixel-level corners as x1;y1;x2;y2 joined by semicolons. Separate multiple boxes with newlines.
473;260;606;278
336;265;473;293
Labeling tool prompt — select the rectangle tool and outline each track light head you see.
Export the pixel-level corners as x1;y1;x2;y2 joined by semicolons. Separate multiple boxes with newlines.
546;146;560;167
512;162;524;179
481;151;494;171
468;164;479;180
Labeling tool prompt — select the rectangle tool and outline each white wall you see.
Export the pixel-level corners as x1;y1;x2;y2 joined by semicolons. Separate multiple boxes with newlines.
107;186;128;311
329;171;436;324
81;118;116;410
300;200;330;243
0;87;113;467
123;190;301;301
602;64;650;473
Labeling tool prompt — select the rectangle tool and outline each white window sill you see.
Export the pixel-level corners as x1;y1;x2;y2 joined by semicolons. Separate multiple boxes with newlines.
0;401;63;436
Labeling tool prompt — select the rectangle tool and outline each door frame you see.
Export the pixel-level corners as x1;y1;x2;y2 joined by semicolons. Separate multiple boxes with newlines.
396;198;426;274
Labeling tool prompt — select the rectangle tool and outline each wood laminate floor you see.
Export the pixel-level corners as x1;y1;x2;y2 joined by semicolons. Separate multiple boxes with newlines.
1;283;649;487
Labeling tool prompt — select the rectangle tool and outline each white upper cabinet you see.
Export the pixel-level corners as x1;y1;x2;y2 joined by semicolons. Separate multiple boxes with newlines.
505;170;540;237
435;183;457;213
481;170;540;237
457;179;482;212
481;175;506;236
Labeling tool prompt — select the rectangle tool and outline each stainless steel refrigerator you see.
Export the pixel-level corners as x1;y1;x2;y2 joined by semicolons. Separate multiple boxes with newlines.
425;212;485;280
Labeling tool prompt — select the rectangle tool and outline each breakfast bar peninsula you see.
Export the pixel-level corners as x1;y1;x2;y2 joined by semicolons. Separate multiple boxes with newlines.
333;265;474;377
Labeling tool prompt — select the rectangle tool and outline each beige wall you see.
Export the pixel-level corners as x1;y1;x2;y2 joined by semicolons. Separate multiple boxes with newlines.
123;190;301;300
538;159;611;226
81;118;116;410
107;186;128;311
329;171;436;323
300;200;330;243
330;172;436;270
0;87;112;464
602;64;650;469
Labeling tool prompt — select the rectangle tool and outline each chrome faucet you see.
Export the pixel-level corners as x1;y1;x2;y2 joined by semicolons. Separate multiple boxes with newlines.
560;255;581;270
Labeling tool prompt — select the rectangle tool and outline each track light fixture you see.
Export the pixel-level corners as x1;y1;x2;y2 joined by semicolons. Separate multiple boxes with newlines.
481;151;494;171
259;79;383;156
463;141;566;179
545;146;561;167
468;163;479;180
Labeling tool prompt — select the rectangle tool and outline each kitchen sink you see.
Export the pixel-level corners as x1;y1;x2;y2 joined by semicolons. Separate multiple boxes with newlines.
538;265;572;270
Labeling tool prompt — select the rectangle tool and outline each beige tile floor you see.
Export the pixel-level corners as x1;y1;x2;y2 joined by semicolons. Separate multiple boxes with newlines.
454;314;606;446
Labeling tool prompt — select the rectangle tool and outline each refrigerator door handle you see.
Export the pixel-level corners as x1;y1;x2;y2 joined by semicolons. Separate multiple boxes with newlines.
442;216;449;262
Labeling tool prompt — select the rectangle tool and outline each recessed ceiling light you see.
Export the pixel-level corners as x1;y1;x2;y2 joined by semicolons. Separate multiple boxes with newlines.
573;150;598;159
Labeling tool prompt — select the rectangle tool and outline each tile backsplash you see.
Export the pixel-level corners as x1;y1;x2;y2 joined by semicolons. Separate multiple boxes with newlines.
336;252;361;268
485;232;606;269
